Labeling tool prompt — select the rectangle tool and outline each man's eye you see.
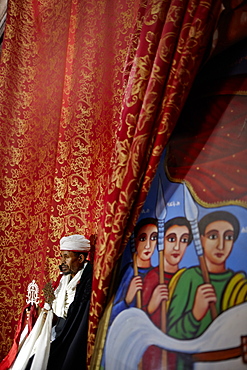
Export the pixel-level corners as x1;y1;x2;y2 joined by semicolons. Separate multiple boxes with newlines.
225;235;233;241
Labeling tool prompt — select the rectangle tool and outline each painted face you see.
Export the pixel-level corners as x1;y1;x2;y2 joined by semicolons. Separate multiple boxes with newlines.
201;220;234;269
136;224;158;266
60;250;83;276
164;225;190;268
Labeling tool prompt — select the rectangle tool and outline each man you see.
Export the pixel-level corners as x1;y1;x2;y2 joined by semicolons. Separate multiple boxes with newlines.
46;234;93;370
51;234;92;339
17;234;92;370
167;211;246;369
141;216;192;370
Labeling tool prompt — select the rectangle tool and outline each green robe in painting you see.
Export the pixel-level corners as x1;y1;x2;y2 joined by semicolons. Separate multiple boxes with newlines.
167;266;247;369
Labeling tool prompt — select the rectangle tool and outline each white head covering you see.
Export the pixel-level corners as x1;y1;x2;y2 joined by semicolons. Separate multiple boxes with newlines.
60;234;91;252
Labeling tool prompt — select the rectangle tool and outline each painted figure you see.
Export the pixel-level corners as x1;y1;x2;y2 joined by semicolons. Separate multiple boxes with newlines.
167;211;247;369
142;217;192;370
109;217;158;325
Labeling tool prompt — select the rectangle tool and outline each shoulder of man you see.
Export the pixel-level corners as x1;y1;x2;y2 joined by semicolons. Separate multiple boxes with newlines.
74;263;93;293
81;261;93;277
222;271;247;311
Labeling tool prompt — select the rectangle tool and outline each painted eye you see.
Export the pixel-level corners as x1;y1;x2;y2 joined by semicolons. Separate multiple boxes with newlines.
209;234;217;240
150;233;158;241
181;238;188;243
167;237;176;242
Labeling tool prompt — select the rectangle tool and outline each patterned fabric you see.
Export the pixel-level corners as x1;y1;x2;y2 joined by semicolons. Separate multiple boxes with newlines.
89;0;221;365
0;0;222;365
0;0;139;360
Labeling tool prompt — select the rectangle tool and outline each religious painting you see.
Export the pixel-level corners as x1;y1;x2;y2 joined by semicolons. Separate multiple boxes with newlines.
101;41;247;370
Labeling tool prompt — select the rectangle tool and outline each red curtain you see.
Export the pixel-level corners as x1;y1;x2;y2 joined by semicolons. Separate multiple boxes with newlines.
0;0;139;360
88;0;221;364
0;0;222;366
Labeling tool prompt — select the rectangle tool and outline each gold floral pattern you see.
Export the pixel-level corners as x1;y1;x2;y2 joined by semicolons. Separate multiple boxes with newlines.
89;0;221;366
0;0;138;361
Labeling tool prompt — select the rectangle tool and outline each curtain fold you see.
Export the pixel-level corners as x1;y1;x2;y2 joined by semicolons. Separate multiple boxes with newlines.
0;0;222;365
0;0;139;361
88;0;222;365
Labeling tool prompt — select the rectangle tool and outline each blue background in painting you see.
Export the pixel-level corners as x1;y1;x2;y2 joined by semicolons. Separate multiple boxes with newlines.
121;149;247;275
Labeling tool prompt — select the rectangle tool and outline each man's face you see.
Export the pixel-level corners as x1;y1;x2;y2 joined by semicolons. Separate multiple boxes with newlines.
60;250;84;276
164;225;190;267
136;224;158;264
201;220;234;268
59;262;70;275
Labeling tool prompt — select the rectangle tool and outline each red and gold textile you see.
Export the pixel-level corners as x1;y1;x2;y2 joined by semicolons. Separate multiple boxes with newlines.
0;0;138;361
89;0;221;365
0;0;222;367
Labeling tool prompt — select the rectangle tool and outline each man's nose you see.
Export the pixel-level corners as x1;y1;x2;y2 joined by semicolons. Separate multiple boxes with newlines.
173;241;179;250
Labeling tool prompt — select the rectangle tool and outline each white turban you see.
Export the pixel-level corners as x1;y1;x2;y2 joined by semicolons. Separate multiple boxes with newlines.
60;234;91;252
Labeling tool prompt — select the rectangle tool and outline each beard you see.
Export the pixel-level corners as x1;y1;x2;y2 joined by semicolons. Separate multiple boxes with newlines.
59;264;72;275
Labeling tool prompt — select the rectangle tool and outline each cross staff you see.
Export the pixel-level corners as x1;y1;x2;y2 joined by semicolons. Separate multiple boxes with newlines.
26;280;39;306
155;177;167;368
183;183;217;320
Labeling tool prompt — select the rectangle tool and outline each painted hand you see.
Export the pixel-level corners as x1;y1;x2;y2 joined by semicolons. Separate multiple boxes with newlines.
148;284;169;315
192;283;217;321
125;276;143;305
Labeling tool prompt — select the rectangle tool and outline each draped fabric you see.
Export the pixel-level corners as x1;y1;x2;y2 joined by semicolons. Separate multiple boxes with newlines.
0;304;38;370
0;0;223;366
0;0;139;360
0;0;7;50
88;0;221;365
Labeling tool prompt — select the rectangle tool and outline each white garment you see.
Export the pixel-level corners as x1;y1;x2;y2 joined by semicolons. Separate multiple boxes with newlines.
52;263;87;319
11;264;88;370
51;274;70;318
18;324;28;351
10;309;53;370
105;304;247;370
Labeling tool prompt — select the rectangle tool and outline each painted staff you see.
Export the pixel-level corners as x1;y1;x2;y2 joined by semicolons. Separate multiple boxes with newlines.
155;177;167;368
131;232;142;370
131;232;142;308
183;183;217;320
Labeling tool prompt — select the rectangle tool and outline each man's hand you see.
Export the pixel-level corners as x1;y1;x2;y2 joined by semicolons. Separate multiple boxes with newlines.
192;284;217;321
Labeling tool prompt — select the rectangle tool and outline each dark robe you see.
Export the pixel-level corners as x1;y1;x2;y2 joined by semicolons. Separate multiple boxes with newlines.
46;262;93;370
